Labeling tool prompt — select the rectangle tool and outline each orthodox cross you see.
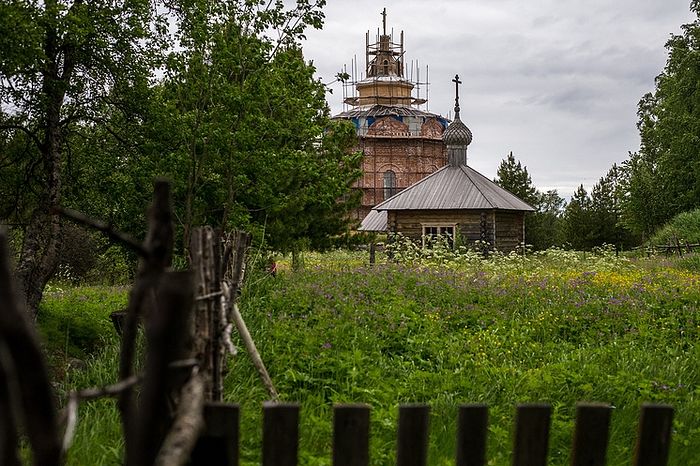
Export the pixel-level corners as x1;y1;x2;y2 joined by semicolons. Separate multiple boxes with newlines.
382;8;387;35
452;74;462;115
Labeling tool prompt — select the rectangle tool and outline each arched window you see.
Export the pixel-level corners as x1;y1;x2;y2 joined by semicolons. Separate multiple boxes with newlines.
383;170;397;200
382;59;390;75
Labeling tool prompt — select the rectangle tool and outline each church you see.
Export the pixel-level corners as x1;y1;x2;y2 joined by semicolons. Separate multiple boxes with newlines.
331;10;449;221
335;12;534;252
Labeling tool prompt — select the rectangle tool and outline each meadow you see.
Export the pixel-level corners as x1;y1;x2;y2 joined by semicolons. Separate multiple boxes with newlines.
41;248;700;465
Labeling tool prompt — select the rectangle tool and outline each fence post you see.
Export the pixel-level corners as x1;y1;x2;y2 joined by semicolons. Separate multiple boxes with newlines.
190;227;220;401
0;340;20;466
571;402;611;466
633;404;673;466
396;404;430;466
456;404;488;466
333;404;370;466
512;403;551;466
190;402;239;466
263;402;299;466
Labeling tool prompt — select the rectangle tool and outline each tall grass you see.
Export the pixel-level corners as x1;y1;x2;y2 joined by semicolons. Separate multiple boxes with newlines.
38;286;127;465
40;250;700;465
231;250;700;465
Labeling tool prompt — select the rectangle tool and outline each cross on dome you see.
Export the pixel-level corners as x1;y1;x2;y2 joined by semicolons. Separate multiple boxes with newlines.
381;8;387;35
452;74;462;117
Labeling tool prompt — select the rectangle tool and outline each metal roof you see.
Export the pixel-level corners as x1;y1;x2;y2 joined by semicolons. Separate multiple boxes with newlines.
358;209;388;231
333;104;445;120
373;164;535;212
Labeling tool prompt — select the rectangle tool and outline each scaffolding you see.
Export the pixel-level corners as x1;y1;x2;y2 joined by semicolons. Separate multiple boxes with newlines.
340;10;429;112
333;9;446;221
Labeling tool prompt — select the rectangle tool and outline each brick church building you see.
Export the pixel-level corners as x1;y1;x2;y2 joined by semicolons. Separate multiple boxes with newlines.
331;11;449;221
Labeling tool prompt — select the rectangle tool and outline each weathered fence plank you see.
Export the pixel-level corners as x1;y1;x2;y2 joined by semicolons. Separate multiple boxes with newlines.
190;227;221;401
333;404;370;466
456;404;488;466
121;180;174;464
396;404;430;466
263;402;299;466
0;340;21;466
633;404;674;466
0;233;61;466
191;402;239;466
571;403;611;466
132;271;195;466
512;403;551;466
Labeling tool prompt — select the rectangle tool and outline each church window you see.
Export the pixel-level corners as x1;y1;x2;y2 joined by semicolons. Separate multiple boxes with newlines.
383;170;397;199
382;59;390;75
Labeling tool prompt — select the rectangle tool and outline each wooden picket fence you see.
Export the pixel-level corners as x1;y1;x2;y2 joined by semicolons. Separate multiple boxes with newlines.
191;401;674;466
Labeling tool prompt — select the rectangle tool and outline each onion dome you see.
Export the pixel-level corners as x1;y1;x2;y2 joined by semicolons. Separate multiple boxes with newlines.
444;74;472;166
443;114;473;147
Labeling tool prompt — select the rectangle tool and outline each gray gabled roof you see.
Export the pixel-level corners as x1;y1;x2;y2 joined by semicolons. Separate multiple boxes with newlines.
359;209;388;231
373;164;535;212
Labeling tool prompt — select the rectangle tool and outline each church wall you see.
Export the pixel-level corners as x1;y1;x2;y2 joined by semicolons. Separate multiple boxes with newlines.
353;136;446;218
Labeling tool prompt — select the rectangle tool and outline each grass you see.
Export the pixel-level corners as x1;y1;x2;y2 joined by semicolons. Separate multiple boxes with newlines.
40;249;700;465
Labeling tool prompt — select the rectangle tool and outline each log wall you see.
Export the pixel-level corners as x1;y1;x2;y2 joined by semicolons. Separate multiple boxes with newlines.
388;209;525;253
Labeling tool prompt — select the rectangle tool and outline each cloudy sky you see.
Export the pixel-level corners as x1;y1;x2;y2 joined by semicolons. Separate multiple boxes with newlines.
301;1;696;197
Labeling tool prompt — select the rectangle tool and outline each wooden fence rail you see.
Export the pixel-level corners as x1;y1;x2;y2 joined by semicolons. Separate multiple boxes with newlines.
191;402;674;466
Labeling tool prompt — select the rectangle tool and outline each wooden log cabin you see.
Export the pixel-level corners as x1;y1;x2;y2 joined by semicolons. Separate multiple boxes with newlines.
360;76;534;253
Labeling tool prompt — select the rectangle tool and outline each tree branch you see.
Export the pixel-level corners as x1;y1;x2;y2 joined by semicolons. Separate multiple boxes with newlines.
0;123;43;151
54;206;148;257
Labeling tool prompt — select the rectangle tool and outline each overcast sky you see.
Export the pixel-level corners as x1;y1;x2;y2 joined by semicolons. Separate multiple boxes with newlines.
301;1;696;197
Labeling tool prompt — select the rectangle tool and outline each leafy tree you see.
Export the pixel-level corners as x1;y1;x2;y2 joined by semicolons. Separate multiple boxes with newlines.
626;2;700;236
143;0;359;255
528;189;566;250
589;164;637;248
494;151;539;206
69;0;360;258
564;185;593;250
1;0;361;316
0;0;165;316
620;152;667;239
494;152;565;249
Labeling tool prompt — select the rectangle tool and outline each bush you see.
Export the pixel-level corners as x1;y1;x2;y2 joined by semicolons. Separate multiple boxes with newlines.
650;208;700;246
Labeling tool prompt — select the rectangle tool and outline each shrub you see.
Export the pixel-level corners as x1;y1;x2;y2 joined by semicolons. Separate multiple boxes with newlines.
650;208;700;246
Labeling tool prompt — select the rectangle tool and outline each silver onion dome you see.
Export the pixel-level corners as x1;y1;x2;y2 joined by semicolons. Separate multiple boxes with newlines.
443;114;472;147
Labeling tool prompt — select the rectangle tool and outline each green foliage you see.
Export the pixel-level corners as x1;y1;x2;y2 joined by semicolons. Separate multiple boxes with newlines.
528;189;566;250
564;167;637;250
650;208;700;245
1;0;359;316
72;0;360;257
625;4;700;235
0;0;165;223
38;286;127;361
494;151;539;206
43;253;700;464
228;251;700;465
494;152;566;250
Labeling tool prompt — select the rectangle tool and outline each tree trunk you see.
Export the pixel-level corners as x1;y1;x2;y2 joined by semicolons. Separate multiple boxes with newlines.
14;212;61;319
13;0;75;319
